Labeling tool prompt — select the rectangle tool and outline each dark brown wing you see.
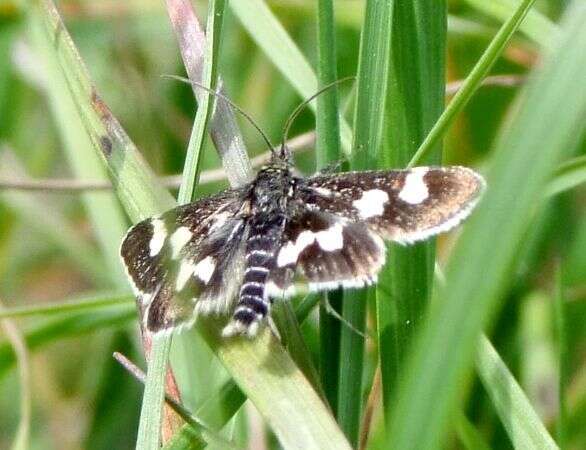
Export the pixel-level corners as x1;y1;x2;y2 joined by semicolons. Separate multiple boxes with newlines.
120;189;247;334
301;166;484;244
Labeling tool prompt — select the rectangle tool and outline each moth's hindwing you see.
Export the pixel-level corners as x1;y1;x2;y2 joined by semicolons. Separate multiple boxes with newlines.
120;189;245;334
303;166;485;244
267;210;385;299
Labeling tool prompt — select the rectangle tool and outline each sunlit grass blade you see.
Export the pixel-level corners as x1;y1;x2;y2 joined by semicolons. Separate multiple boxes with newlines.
546;155;586;198
29;1;175;223
388;2;586;448
178;0;225;204
454;411;492;450
476;336;558;449
0;300;31;450
23;28;129;286
553;264;568;447
229;0;353;153
166;0;252;188
377;1;446;422
408;0;538;167
0;292;133;319
139;2;227;447
464;0;559;49
0;306;136;378
315;0;343;412
337;0;392;445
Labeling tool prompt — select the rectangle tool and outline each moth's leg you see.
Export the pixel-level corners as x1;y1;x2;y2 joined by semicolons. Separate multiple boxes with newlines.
320;294;369;339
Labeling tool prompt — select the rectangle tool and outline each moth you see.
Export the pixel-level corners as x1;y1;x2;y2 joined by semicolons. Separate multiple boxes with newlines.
121;82;485;337
121;147;484;337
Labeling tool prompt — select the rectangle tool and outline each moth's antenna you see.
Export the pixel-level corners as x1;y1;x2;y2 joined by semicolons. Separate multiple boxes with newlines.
163;74;275;155
280;76;355;159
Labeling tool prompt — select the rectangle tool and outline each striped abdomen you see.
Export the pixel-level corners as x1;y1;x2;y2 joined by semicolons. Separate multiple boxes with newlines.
221;216;284;337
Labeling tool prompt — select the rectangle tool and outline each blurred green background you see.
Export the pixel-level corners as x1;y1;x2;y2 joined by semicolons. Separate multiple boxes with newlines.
0;1;584;449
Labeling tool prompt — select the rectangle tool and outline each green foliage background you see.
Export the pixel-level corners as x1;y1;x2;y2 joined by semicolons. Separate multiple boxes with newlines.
0;1;584;449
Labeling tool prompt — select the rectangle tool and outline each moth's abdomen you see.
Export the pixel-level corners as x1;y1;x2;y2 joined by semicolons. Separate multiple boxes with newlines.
222;217;284;337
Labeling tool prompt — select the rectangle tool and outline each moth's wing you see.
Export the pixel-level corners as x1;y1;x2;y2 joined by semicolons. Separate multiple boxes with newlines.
302;166;485;244
267;209;386;298
120;189;247;334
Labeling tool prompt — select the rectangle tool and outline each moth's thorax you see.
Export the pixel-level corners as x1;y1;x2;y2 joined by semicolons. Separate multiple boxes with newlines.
249;163;295;215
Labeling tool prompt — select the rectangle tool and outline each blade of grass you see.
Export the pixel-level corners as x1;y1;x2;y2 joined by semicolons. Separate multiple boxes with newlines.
143;293;331;450
200;324;351;449
337;0;392;445
139;2;227;448
165;0;249;424
177;0;226;203
408;0;538;168
377;0;446;424
0;300;31;450
229;0;353;154
315;0;343;412
138;335;173;450
0;305;136;378
29;1;176;223
454;411;492;450
165;0;252;188
464;0;559;49
0;292;133;318
553;264;568;447
388;2;586;448
546;155;586;197
476;336;558;449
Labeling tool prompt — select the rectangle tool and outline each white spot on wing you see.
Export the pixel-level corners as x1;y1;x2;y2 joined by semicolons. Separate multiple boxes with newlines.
210;211;230;231
315;222;344;251
398;168;429;204
149;219;166;256
195;256;215;283
169;226;192;259
353;189;389;218
277;222;346;267
312;186;333;197
176;261;196;290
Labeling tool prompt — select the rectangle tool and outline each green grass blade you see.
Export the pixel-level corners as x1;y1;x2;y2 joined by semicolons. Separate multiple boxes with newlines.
546;155;586;197
0;302;31;450
553;264;568;447
24;29;129;285
454;411;492;450
476;336;558;449
337;0;392;445
316;0;341;168
0;292;133;318
177;0;225;204
377;0;446;422
201;324;352;450
230;0;353;153
408;0;537;168
388;2;586;448
29;0;176;223
0;306;136;378
166;0;252;188
140;2;227;447
315;0;343;412
137;335;173;450
464;0;559;49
